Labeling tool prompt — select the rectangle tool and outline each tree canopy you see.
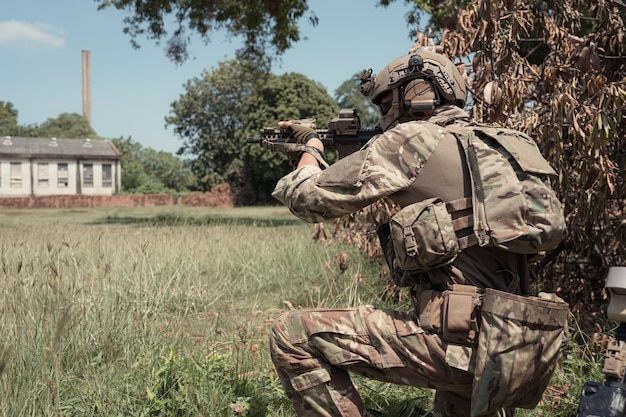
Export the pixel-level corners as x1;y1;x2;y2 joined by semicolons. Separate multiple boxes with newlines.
112;136;196;193
0;101;19;136
0;101;39;137
241;71;340;202
334;73;381;128
166;58;339;202
166;58;265;190
37;113;98;139
94;0;435;64
94;0;318;63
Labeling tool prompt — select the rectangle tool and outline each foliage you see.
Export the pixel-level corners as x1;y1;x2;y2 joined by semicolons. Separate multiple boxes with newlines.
166;59;339;203
381;0;473;32
335;73;382;128
0;101;19;135
0;106;91;139
240;72;340;203
94;0;318;64
37;113;97;139
0;206;605;416
112;136;195;193
95;0;455;65
166;58;266;191
406;0;625;326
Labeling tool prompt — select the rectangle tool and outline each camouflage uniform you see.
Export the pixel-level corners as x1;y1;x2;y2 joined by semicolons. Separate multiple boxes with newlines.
270;106;560;416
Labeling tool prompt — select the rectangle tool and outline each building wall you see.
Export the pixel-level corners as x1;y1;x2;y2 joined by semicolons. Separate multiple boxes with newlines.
0;159;119;197
77;160;119;196
0;158;29;196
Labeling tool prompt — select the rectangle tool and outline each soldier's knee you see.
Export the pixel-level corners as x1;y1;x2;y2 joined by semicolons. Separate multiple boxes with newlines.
270;310;292;341
269;310;304;358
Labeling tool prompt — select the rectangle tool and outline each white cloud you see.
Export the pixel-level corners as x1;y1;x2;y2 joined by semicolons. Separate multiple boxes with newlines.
0;20;65;48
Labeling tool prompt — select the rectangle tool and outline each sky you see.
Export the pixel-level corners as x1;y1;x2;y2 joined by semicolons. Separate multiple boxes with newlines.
1;0;418;154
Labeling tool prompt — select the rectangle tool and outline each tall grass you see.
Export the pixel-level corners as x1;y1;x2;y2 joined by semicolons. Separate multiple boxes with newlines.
0;206;402;416
0;206;603;416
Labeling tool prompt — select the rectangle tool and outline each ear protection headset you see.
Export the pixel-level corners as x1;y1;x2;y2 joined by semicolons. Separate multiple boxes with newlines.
402;78;440;118
400;54;440;119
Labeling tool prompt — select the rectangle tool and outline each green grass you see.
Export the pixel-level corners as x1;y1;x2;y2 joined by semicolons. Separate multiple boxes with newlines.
0;206;603;416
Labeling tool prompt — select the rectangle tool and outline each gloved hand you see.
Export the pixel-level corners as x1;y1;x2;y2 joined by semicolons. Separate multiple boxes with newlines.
279;121;319;144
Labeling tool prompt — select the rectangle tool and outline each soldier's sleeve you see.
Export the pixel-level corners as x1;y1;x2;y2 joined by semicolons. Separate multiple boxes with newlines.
273;124;440;223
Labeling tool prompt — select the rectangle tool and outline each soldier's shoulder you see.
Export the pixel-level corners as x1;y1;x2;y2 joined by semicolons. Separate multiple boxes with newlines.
390;120;448;136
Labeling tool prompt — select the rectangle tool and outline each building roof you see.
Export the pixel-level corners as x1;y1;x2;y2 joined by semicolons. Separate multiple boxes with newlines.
0;136;120;160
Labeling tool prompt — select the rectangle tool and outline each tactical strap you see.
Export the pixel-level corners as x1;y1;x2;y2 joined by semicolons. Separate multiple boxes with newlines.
445;197;479;250
441;123;491;247
300;146;329;169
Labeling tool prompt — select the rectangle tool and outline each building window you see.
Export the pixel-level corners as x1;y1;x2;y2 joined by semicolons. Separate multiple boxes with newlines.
38;163;49;188
10;162;21;188
58;163;69;187
102;164;112;187
83;164;93;187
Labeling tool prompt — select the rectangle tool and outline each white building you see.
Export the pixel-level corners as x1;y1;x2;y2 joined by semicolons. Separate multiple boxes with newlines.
0;136;121;197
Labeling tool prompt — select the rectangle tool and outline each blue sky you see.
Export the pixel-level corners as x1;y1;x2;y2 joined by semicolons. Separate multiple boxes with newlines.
2;1;417;154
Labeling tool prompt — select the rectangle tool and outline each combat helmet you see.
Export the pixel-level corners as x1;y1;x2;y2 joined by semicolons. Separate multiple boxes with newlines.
360;48;466;130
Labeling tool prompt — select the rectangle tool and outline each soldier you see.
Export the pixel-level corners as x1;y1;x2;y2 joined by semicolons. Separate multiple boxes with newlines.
269;48;568;417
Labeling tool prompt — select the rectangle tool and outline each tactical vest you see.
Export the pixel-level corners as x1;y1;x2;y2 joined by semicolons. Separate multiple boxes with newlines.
389;119;566;272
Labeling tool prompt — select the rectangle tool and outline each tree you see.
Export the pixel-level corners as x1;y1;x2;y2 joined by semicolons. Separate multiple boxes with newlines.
141;147;196;192
0;106;93;138
0;101;19;136
166;56;339;202
95;0;318;63
96;0;440;64
37;113;97;139
112;137;195;193
166;58;266;190
334;73;381;128
241;72;340;203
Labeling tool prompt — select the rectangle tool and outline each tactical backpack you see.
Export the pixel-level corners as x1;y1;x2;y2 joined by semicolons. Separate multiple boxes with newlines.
389;121;566;273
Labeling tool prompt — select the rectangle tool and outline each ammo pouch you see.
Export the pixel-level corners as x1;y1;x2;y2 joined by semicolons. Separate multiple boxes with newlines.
377;223;422;287
471;289;569;416
390;197;460;272
442;285;482;346
417;284;481;346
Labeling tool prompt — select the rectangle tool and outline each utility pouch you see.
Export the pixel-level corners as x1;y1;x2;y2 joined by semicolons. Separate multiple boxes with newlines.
442;285;482;346
390;197;459;272
471;289;569;416
376;223;421;287
417;289;444;333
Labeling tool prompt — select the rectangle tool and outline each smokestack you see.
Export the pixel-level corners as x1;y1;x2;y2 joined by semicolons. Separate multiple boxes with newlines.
82;50;91;126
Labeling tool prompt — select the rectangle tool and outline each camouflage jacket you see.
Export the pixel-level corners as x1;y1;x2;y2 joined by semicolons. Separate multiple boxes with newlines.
272;106;526;291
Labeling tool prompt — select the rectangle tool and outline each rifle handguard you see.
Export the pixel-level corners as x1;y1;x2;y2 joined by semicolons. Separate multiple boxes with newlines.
250;109;381;160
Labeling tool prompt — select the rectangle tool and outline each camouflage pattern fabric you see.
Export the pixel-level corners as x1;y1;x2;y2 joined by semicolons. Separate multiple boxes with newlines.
269;305;477;417
272;117;450;222
452;126;566;254
389;197;460;271
270;107;566;416
471;289;569;416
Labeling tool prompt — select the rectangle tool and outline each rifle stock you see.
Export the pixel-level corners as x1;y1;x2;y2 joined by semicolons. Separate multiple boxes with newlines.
247;108;381;159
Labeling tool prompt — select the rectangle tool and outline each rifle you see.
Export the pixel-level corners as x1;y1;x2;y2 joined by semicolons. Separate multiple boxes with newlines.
247;108;381;161
578;267;626;417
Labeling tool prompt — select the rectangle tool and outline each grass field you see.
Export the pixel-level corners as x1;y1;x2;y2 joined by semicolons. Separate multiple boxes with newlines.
0;206;602;416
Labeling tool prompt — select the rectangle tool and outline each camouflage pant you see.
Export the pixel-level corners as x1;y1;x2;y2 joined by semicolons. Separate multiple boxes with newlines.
269;305;514;417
